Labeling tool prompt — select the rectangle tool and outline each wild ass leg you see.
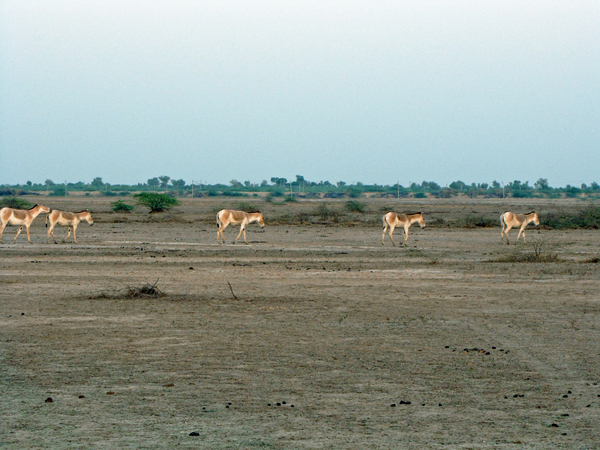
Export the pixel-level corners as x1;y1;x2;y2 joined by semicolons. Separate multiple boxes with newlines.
217;221;228;244
64;226;73;243
47;222;58;244
388;224;396;246
403;224;410;245
234;222;247;244
503;224;513;245
13;225;24;243
516;224;527;244
382;221;389;245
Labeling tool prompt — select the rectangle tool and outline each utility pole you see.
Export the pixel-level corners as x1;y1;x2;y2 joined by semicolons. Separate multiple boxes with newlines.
191;180;194;198
64;180;67;197
397;181;400;199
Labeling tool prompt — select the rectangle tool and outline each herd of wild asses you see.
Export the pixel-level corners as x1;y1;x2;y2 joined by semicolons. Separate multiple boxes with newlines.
0;205;93;244
0;205;540;246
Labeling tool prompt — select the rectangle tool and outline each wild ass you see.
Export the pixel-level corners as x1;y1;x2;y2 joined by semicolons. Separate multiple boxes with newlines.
382;212;426;246
500;211;540;245
0;204;51;243
46;210;94;244
216;209;265;244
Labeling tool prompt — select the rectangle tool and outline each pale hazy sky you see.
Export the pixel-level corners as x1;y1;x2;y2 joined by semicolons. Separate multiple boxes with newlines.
1;1;599;187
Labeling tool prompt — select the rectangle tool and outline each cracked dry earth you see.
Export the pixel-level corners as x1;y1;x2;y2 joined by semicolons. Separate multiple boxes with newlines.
1;199;600;449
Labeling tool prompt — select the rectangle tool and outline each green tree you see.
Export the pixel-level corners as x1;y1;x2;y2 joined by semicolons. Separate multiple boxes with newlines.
449;181;466;191
147;177;160;189
534;178;549;190
159;176;171;191
133;192;179;212
171;179;186;190
91;177;105;189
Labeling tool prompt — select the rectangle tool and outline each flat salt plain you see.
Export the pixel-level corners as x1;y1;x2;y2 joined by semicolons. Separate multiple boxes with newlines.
1;196;599;449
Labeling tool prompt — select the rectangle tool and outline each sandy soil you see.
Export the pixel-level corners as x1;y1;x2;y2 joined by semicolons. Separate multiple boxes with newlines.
1;197;599;449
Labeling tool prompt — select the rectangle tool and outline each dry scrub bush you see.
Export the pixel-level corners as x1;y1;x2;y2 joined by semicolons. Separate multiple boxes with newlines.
496;238;559;263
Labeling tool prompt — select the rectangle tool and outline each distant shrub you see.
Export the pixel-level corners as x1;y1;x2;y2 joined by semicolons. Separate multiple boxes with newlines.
461;215;496;228
294;212;310;224
543;206;600;229
346;188;362;198
313;204;341;222
104;191;118;196
133;192;179;213
432;190;449;198
413;192;427;198
430;217;446;227
345;200;366;213
0;196;32;209
565;187;581;198
237;202;261;212
496;238;558;263
284;195;298;203
323;191;345;199
111;200;134;213
512;191;534;198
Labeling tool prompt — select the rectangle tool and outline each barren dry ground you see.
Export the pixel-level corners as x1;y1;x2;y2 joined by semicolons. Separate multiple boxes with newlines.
1;197;599;449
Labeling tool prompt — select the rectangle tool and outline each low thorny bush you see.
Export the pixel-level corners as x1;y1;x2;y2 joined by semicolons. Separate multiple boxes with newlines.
496;238;559;263
0;196;32;209
111;200;134;212
543;205;600;229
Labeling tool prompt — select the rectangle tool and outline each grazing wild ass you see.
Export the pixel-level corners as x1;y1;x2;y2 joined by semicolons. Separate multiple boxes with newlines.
46;210;94;244
500;211;540;245
0;204;51;243
382;212;426;246
216;209;264;244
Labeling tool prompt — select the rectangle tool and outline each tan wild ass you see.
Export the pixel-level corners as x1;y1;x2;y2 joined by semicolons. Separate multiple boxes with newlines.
382;212;426;246
500;211;540;245
46;210;94;244
216;209;265;244
0;204;51;243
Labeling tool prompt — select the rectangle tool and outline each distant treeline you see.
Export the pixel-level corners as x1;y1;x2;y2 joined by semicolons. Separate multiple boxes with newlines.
2;176;599;200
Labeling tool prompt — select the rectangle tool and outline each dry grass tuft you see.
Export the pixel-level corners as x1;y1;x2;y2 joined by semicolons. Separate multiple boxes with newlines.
125;280;164;298
495;238;559;263
89;280;165;299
